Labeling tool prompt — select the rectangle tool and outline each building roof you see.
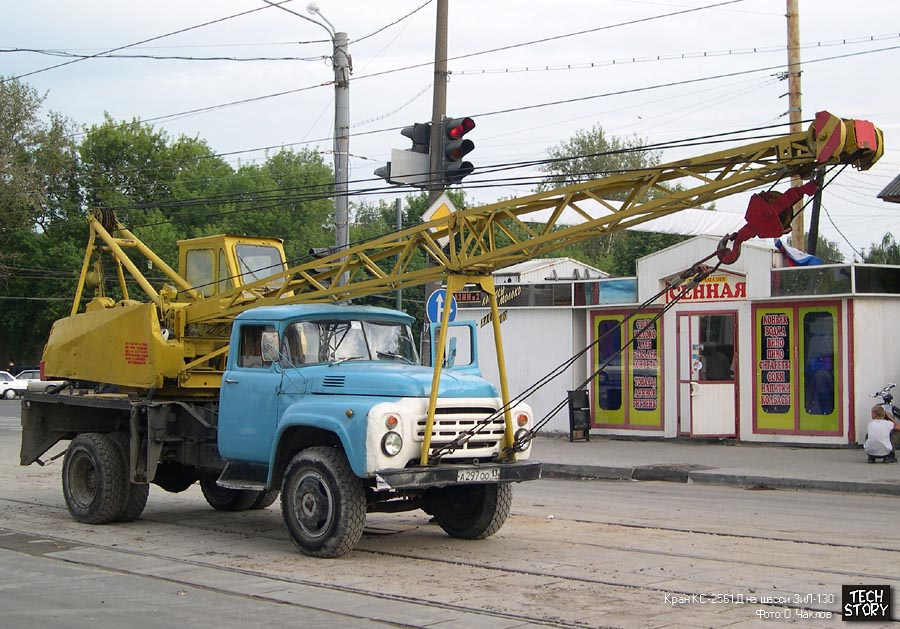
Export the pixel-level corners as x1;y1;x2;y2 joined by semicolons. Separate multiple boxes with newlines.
494;257;609;280
521;199;748;237
878;173;900;203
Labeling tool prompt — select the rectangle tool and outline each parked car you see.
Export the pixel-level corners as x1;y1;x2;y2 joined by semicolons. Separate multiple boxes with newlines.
1;370;29;399
1;369;67;398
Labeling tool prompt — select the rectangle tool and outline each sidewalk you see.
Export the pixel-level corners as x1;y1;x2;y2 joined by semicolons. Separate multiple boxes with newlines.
530;434;900;496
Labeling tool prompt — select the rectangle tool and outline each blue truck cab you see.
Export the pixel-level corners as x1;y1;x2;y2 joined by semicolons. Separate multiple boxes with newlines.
215;303;540;556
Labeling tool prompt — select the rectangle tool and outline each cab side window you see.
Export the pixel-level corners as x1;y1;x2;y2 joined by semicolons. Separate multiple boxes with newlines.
238;325;275;368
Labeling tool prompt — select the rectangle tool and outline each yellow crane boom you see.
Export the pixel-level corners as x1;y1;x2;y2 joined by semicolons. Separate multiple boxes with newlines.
43;111;882;393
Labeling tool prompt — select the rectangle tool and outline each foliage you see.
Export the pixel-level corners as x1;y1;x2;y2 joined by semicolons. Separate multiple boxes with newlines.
539;125;660;192
0;79;78;234
804;234;845;264
862;233;900;264
0;80;338;363
538;125;688;275
345;189;468;330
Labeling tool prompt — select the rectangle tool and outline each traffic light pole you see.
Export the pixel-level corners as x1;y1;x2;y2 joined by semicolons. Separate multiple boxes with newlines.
422;0;449;364
428;0;448;204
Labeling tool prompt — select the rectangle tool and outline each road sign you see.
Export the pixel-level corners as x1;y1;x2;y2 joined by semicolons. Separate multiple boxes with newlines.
421;193;457;247
426;288;457;323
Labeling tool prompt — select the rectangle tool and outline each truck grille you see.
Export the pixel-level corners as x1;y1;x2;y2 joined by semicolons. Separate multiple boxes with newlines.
414;406;507;455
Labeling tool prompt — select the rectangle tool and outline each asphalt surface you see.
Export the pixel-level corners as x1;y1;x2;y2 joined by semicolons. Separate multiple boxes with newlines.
531;434;900;496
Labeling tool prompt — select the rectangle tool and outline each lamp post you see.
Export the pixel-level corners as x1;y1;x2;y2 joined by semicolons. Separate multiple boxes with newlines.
265;1;350;283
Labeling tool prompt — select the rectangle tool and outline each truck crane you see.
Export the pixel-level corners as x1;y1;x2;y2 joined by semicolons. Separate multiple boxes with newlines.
20;111;882;557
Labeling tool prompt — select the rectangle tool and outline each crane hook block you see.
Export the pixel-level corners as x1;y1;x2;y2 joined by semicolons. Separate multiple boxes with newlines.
716;180;819;265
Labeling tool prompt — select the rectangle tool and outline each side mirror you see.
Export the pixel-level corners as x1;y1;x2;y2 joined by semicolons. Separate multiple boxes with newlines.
261;331;281;363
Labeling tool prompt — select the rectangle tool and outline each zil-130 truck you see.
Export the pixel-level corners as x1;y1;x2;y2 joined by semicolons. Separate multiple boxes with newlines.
20;111;883;557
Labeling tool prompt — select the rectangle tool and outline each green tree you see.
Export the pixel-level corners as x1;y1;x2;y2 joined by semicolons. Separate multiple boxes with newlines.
538;126;687;274
0;78;80;364
227;149;333;264
862;233;900;264
539;125;660;190
806;234;845;264
1;106;341;363
0;78;78;234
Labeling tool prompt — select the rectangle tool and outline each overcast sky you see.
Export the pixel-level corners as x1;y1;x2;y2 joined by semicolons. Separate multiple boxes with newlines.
3;0;899;261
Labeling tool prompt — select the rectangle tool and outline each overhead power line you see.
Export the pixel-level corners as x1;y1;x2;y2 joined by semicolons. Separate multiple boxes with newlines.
0;48;328;63
454;32;900;76
352;0;434;44
2;0;296;83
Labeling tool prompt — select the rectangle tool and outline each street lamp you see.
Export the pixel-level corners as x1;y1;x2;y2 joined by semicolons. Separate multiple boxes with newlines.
264;1;351;284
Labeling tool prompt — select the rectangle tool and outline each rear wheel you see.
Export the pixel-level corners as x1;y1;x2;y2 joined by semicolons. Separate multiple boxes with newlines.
108;432;149;523
428;483;512;539
116;482;150;522
200;475;258;511
250;488;279;510
62;433;127;524
281;447;365;558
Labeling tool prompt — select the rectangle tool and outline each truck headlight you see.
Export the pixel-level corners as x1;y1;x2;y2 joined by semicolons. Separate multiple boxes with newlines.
381;431;403;456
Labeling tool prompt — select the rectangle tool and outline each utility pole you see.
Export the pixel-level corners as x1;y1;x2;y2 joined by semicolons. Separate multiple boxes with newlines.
333;30;351;284
266;1;350;283
786;0;804;249
429;0;449;204
421;0;449;364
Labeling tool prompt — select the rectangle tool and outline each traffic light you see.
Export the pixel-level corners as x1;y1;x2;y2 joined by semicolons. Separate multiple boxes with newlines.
375;122;432;187
401;122;431;154
439;116;475;185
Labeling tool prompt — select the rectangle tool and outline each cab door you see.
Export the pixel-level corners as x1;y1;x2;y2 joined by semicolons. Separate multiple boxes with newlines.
218;323;281;463
677;312;737;437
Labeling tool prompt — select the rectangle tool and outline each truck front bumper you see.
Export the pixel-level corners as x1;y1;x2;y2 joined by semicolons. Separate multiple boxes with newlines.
374;460;542;491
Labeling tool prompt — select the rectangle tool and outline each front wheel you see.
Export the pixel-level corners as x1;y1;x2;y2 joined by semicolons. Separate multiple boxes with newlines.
281;447;366;558
62;433;127;524
428;483;512;539
3;389;17;400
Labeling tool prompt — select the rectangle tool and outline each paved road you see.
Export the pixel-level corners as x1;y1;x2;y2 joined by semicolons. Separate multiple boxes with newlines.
1;399;898;628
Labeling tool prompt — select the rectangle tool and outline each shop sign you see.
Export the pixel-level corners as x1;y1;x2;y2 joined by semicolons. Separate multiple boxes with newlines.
759;312;792;413
631;317;659;411
666;274;746;303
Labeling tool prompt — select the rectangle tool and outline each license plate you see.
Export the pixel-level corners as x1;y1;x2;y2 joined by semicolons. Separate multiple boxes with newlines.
456;468;500;483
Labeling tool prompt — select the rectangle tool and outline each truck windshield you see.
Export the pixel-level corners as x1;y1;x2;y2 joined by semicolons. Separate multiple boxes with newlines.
284;319;419;365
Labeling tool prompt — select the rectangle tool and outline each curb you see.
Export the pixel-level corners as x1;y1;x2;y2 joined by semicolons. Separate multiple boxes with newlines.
540;463;900;496
687;471;900;496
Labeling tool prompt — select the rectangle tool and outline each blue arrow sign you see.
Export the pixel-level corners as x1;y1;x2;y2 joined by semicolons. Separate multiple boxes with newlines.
426;289;457;323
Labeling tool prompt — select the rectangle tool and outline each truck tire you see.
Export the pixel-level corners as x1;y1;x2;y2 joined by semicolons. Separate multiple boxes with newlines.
116;483;150;522
428;483;512;540
281;447;365;558
107;432;149;523
62;433;127;524
200;475;258;511
250;489;279;510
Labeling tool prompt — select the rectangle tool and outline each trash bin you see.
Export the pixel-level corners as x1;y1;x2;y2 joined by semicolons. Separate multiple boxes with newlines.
567;389;590;442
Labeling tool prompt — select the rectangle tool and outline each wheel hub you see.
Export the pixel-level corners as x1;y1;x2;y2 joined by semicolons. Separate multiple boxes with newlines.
294;473;333;538
69;452;98;508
